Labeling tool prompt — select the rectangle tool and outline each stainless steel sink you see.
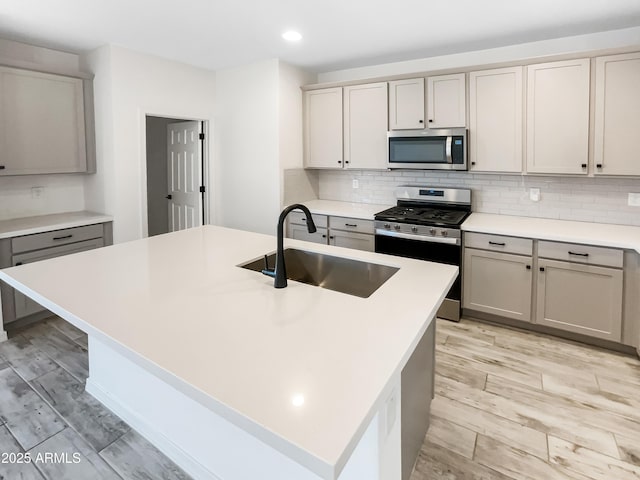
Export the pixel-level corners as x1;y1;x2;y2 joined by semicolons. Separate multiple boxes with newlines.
239;248;399;298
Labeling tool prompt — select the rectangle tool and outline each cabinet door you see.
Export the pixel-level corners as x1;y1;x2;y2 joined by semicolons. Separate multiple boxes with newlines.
0;67;87;175
288;224;328;244
536;259;623;341
463;248;533;322
329;230;374;252
389;78;425;130
526;59;590;174
594;53;640;176
12;238;104;319
426;73;466;128
344;82;388;170
469;67;523;173
304;88;343;168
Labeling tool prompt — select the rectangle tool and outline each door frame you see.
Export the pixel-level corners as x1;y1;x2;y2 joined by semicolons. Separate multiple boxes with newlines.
140;111;211;238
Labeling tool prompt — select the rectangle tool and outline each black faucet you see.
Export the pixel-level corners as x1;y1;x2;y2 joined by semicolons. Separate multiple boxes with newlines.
262;204;317;288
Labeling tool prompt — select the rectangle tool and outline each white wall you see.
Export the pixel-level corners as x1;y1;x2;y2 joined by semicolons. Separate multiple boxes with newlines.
318;26;640;83
0;38;86;221
82;45;216;243
214;59;313;235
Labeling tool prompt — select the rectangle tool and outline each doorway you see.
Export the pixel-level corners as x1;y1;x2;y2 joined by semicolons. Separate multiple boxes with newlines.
145;116;208;237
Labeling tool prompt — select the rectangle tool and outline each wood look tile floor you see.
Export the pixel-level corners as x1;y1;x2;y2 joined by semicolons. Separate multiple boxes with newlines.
410;318;640;480
1;316;639;479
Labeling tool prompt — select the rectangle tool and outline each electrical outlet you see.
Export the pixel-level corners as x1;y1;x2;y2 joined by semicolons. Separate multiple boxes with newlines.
352;179;359;189
629;193;640;207
31;186;44;199
529;188;540;202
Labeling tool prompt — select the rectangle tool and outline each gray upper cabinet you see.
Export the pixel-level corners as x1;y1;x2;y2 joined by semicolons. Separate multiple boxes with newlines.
593;52;640;176
0;66;95;176
388;78;425;130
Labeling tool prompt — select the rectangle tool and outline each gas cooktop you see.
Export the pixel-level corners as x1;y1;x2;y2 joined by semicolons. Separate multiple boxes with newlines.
375;206;470;227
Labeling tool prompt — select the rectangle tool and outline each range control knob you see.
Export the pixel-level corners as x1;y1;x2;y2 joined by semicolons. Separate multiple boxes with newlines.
384;223;391;229
429;228;436;236
441;230;449;237
411;226;418;233
394;224;401;230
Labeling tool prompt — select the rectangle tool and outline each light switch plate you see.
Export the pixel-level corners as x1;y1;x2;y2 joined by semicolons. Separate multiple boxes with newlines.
629;193;640;207
529;188;540;202
352;179;359;189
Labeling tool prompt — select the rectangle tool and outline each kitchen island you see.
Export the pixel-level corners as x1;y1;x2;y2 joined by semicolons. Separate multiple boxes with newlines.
0;225;457;480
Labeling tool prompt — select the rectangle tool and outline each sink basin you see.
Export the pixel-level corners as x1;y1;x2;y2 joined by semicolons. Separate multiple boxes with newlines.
239;248;399;298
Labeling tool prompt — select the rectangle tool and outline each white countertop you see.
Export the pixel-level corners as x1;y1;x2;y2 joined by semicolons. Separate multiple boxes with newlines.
463;213;640;253
300;200;392;220
0;211;113;239
0;226;457;479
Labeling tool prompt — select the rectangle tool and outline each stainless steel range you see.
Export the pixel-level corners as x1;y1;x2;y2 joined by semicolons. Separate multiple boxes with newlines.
374;186;472;321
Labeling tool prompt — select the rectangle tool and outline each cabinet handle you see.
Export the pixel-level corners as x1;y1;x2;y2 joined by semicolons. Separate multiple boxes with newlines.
471;162;476;166
53;234;73;241
568;251;589;257
539;267;545;272
0;165;5;170
428;119;433;123
526;265;531;270
581;164;587;169
419;120;424;124
345;161;350;164
489;241;506;246
596;164;603;169
15;262;23;266
322;234;327;238
329;236;335;239
165;194;172;200
337;161;342;164
345;223;358;227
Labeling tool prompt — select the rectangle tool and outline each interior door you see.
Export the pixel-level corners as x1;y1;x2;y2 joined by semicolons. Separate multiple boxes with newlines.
167;121;202;232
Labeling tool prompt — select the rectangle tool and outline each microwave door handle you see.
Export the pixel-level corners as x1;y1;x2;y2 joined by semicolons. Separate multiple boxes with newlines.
445;136;453;163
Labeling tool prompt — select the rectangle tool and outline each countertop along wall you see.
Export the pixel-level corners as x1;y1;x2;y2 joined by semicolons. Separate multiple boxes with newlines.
0;39;87;220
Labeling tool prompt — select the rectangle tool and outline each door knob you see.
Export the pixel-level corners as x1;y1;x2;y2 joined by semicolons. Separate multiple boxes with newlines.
165;195;172;200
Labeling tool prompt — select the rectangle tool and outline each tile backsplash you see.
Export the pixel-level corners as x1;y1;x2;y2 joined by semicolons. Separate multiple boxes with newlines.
317;170;640;226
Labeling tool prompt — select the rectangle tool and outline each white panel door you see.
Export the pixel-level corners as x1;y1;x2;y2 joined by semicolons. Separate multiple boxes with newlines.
304;88;343;168
469;67;523;173
427;73;466;128
526;59;590;174
167;121;202;232
388;78;425;130
594;52;640;176
343;82;388;170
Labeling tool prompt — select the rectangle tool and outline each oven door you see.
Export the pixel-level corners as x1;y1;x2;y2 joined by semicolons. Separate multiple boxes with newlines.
375;233;462;321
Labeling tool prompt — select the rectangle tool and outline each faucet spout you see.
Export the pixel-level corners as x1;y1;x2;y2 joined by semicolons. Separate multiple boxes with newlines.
272;204;317;288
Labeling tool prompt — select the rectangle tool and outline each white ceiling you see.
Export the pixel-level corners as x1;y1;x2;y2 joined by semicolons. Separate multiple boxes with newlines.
2;0;640;73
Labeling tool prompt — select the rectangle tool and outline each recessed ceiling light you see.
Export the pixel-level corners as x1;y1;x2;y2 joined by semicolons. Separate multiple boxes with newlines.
282;31;302;42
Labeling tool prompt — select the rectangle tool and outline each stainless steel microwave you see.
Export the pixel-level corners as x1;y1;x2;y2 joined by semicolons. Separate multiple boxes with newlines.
387;128;467;170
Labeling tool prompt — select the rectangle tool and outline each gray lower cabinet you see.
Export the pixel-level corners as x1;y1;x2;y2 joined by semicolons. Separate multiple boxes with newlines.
536;259;623;342
287;213;375;252
0;222;112;325
463;248;533;322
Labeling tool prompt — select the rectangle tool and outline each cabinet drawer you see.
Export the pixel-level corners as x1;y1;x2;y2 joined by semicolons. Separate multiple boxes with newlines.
464;232;532;256
12;238;105;265
329;216;374;234
538;241;623;268
11;224;104;254
288;212;328;228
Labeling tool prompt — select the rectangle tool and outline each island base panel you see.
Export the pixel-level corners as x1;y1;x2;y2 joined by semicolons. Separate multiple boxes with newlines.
85;335;402;480
0;283;6;342
401;320;435;480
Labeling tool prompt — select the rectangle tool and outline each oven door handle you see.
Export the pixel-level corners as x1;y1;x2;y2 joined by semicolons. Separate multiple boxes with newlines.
445;136;453;164
375;228;460;245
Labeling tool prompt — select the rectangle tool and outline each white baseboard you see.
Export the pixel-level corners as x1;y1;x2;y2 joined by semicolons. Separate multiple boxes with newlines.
0;330;8;343
86;378;221;480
